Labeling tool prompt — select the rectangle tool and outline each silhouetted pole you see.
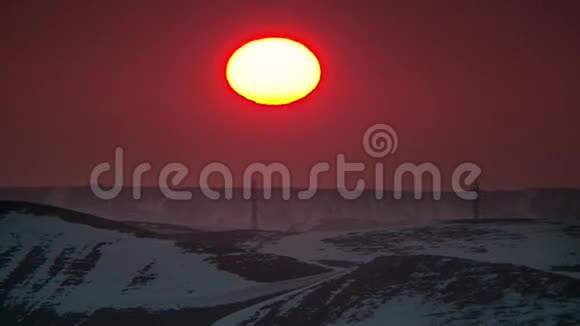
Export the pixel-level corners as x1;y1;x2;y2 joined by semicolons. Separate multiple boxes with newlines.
473;180;480;219
250;177;259;230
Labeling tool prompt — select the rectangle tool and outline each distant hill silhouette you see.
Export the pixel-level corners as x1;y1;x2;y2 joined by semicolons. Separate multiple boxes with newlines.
0;187;579;231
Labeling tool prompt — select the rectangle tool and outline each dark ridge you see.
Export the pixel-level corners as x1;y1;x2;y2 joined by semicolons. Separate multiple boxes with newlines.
0;244;22;271
1;187;580;231
0;201;288;254
237;255;580;325
59;242;109;287
123;261;157;292
0;201;330;285
83;291;286;326
316;259;361;268
30;247;76;293
0;305;83;326
0;290;289;326
442;218;538;224
562;225;580;238
206;253;331;282
47;247;76;279
311;218;381;231
0;201;157;238
122;220;200;234
0;245;48;299
323;224;527;255
551;264;580;273
174;229;290;255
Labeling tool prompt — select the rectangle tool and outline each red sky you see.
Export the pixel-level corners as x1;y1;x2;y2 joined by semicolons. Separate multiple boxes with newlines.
1;1;579;190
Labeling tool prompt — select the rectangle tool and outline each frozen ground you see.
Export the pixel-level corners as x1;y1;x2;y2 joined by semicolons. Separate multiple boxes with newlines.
1;201;579;325
258;219;580;278
0;202;328;322
215;219;580;325
217;254;580;325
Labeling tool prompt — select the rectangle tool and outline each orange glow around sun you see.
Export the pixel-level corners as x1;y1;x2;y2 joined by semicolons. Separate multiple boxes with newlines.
226;37;321;106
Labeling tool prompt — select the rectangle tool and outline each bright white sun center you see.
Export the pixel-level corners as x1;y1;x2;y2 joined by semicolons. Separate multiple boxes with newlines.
226;38;321;106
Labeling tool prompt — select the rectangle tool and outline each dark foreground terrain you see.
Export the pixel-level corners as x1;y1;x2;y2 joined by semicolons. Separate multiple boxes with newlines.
1;201;579;325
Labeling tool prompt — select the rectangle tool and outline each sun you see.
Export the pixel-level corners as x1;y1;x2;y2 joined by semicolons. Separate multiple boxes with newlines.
226;37;321;106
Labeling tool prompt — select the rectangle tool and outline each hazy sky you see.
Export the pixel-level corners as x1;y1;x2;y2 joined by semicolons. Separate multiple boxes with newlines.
1;1;579;190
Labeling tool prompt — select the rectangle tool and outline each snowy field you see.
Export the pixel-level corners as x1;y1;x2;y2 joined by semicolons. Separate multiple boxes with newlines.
1;202;579;325
258;220;580;278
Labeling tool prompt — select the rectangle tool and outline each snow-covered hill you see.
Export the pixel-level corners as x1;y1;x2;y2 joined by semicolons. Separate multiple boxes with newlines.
218;254;580;325
219;219;580;325
1;201;579;325
259;219;580;277
0;202;330;325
